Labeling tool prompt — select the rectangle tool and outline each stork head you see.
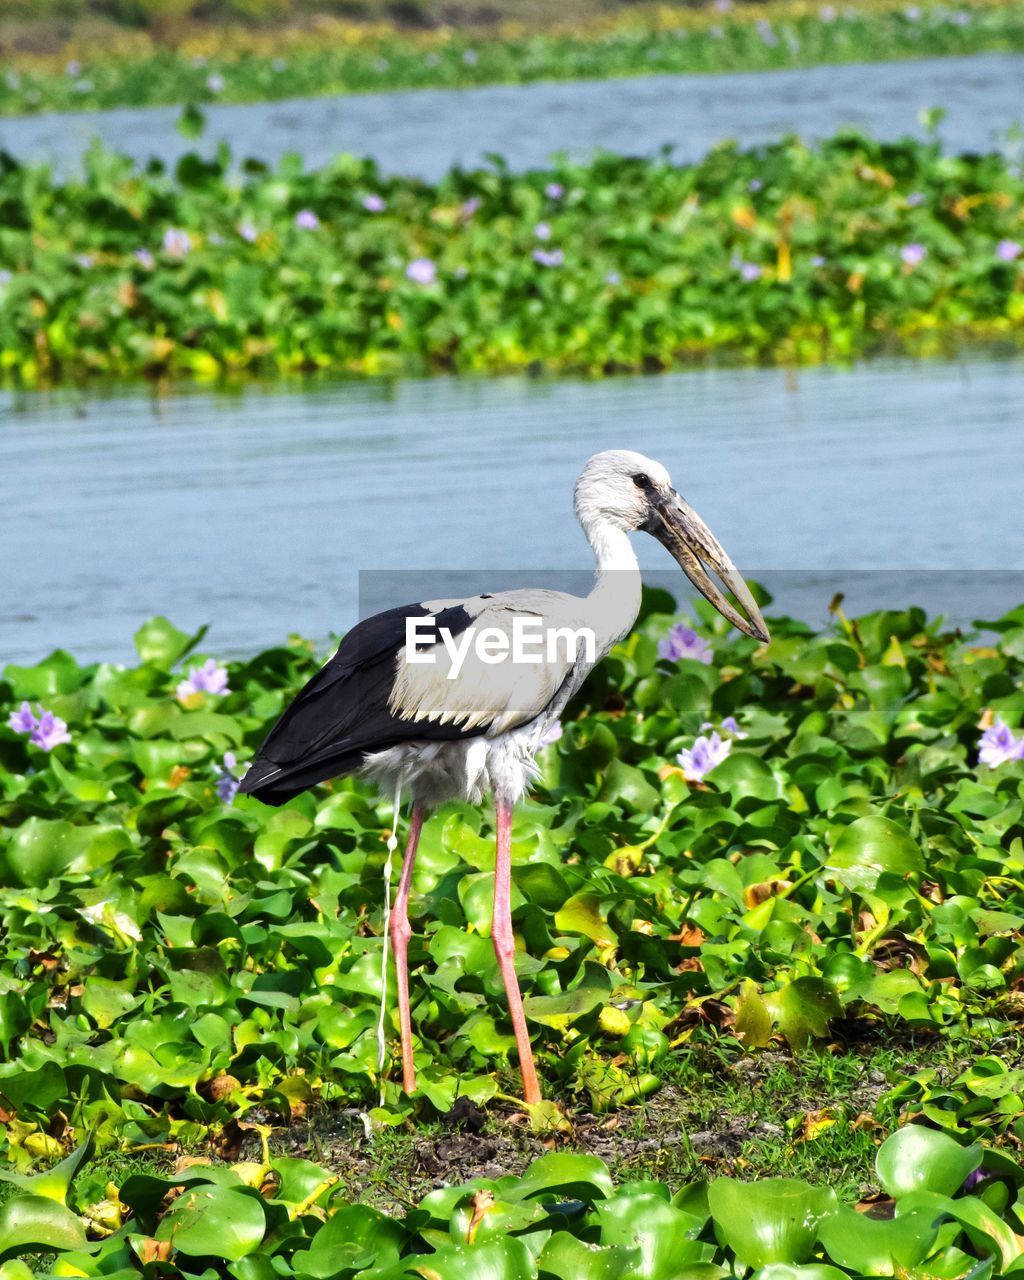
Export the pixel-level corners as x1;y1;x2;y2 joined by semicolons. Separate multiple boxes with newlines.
574;449;769;643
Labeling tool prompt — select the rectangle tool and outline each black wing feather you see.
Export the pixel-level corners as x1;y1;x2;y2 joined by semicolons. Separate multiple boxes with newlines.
239;602;479;806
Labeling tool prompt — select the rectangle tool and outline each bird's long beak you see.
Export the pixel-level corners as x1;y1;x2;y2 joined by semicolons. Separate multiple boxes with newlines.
643;491;770;643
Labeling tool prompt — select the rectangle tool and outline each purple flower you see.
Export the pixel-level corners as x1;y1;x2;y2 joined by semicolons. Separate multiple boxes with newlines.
134;248;155;268
177;658;230;701
811;254;827;267
534;222;551;241
962;1168;990;1192
295;209;320;230
214;750;245;804
539;720;563;748
75;254;94;269
463;49;478;65
906;192;926;207
737;260;763;282
757;20;779;45
362;194;387;213
901;242;927;266
721;716;748;738
237;221;258;243
712;0;733;11
31;710;71;753
905;4;921;17
206;73;225;94
678;732;731;782
996;239;1021;262
7;702;37;735
659;624;713;665
950;9;970;24
162;228;191;257
748;179;763;193
819;4;837;20
65;59;82;77
605;270;622;285
545;182;565;200
532;248;564;267
406;257;437;285
979;719;1024;768
460;196;481;220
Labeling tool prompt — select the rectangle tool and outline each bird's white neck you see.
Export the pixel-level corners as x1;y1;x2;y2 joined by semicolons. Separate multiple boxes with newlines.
580;515;643;659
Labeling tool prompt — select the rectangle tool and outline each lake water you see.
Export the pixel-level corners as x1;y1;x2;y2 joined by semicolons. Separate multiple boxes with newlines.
3;355;1023;665
0;53;1021;178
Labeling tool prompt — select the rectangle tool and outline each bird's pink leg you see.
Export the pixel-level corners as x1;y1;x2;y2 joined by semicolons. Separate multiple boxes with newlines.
390;805;425;1094
492;800;542;1105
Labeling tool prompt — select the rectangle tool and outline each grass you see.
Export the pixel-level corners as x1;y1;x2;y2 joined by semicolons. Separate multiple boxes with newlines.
0;0;1022;115
241;1041;962;1211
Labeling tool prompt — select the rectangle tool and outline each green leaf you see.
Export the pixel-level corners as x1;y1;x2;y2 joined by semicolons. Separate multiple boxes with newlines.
751;1268;848;1280
0;1194;88;1259
817;1205;938;1276
133;616;207;667
708;1178;837;1268
4;819;131;887
554;894;617;946
763;978;841;1050
596;1190;706;1279
405;1236;536;1280
826;816;924;892
177;103;207;138
522;968;613;1029
537;1231;641;1280
297;1203;405;1276
598;759;660;811
155;1185;266;1260
512;1153;614;1202
709;752;783;801
875;1126;982;1199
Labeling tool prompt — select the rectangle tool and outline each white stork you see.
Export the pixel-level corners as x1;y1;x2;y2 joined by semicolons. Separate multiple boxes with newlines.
239;450;768;1105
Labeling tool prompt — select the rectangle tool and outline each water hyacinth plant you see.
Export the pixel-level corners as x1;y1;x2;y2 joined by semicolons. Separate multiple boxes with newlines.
978;716;1024;766
0;599;1023;1270
176;657;230;700
6;700;71;751
677;728;732;780
3;127;1024;385
659;622;713;664
4;0;1024;115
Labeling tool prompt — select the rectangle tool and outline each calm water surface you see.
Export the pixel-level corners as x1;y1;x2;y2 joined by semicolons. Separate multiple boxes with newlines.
3;355;1023;664
0;54;1021;177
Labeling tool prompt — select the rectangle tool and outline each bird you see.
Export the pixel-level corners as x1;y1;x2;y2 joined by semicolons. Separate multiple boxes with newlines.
239;450;768;1106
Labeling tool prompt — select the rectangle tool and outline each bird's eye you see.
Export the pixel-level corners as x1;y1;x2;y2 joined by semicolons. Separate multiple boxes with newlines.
632;473;652;490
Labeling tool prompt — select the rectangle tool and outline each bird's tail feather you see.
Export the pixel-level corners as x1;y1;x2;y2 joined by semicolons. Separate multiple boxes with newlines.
238;748;368;807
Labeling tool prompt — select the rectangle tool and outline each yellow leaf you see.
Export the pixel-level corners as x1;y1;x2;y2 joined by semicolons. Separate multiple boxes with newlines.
598;1006;631;1038
881;634;906;667
731;204;757;230
734;979;772;1049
